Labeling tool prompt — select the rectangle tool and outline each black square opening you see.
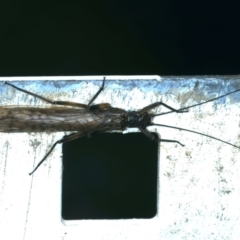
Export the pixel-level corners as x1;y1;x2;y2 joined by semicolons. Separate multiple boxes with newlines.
62;132;158;220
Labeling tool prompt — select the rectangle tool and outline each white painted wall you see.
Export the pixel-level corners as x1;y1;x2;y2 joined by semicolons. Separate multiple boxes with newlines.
0;75;240;240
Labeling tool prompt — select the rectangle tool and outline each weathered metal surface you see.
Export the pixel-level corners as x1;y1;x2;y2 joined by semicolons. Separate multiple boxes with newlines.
0;75;240;240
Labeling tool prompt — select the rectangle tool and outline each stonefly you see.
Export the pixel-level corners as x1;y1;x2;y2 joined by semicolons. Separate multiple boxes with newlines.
1;78;240;175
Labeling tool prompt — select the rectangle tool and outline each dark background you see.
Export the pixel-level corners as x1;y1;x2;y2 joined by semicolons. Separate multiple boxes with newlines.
62;133;158;219
1;1;240;76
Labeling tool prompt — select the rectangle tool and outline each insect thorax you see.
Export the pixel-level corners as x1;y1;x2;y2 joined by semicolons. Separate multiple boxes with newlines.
125;111;152;129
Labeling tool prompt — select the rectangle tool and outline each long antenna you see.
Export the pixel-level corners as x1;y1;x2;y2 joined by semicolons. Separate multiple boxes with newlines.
151;123;240;149
155;88;240;116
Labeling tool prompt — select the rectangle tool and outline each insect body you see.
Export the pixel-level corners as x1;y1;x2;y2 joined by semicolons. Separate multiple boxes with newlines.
1;78;240;175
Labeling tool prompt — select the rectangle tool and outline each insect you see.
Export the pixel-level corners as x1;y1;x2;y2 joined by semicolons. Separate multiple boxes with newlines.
1;77;240;175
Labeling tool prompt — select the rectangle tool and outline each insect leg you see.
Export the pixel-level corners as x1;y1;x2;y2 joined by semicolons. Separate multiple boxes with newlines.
87;77;106;107
29;131;95;175
6;78;107;108
140;101;188;114
5;81;88;109
5;82;87;108
139;128;184;146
